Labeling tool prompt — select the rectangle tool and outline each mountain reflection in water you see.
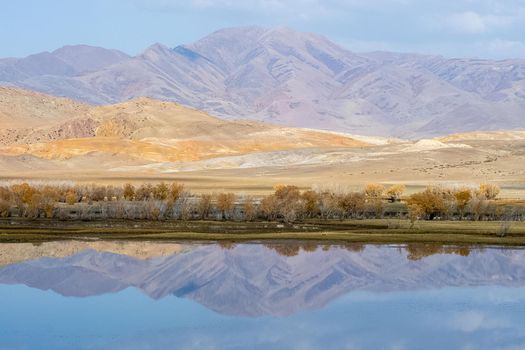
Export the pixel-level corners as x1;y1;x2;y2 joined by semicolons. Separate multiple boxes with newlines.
0;242;524;317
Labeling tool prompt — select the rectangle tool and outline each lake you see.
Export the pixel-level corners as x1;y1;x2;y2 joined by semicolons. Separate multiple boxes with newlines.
1;241;525;349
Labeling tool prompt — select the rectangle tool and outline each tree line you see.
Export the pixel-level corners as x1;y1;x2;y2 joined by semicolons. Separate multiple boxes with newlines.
0;181;522;223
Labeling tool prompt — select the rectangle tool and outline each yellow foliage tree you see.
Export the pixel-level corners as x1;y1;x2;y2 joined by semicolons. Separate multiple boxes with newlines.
454;188;472;220
217;192;236;220
386;184;405;202
479;183;500;200
365;183;384;199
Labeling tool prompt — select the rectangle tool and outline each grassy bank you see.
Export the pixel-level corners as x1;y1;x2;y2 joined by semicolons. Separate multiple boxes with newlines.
1;218;525;245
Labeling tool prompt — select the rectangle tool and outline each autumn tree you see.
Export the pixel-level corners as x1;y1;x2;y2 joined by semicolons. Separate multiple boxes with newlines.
407;203;424;228
216;192;236;220
86;185;107;202
135;183;154;201
0;186;12;217
41;186;60;218
168;183;185;202
0;199;11;217
365;183;384;199
242;196;256;221
302;190;319;218
25;192;43;218
454;188;472;220
260;195;278;221
65;190;78;205
11;183;35;208
385;184;405;202
338;192;365;218
479;183;500;200
153;182;169;200
407;187;447;220
123;183;135;201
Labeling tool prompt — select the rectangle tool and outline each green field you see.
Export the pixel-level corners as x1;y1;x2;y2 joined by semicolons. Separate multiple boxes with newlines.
1;218;525;245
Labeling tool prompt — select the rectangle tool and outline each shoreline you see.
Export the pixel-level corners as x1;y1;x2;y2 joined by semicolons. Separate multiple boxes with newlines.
1;219;525;245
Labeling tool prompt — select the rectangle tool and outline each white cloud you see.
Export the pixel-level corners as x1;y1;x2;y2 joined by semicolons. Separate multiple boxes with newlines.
450;310;510;333
446;11;514;33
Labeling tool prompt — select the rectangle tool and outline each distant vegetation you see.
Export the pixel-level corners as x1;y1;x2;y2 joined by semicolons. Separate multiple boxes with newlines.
0;181;523;226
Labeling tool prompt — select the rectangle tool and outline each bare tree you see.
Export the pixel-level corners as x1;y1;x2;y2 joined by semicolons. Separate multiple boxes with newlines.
469;195;489;221
197;194;212;220
242;196;257;221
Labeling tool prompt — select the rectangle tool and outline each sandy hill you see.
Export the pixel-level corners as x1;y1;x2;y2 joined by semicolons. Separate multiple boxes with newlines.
0;87;90;145
0;87;367;163
437;130;525;142
1;88;524;198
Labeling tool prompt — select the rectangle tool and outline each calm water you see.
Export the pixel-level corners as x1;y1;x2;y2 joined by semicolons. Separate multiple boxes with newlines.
1;242;525;349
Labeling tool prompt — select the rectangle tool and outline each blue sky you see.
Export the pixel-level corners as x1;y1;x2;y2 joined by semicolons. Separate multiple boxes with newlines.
1;0;525;59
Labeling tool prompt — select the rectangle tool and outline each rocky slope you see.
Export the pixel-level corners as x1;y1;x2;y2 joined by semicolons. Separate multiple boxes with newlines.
0;87;366;164
1;27;524;137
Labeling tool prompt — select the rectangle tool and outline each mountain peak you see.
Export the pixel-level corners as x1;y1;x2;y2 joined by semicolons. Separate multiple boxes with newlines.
143;42;171;54
2;27;525;137
140;43;174;61
48;44;130;74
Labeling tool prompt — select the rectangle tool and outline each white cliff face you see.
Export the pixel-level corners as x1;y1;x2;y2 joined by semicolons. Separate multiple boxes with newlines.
1;26;524;138
1;244;525;317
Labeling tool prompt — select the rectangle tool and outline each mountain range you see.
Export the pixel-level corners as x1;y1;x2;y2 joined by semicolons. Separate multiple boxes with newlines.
1;26;524;138
1;244;524;317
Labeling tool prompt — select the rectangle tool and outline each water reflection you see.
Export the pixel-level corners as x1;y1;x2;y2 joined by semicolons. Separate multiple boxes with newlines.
0;242;523;317
2;242;525;349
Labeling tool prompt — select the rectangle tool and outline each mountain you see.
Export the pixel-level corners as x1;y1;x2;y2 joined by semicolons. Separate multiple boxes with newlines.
1;26;524;137
0;45;129;80
1;244;524;316
0;87;366;165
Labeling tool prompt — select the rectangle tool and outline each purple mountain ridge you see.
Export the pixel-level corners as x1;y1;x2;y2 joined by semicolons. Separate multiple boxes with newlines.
1;26;525;137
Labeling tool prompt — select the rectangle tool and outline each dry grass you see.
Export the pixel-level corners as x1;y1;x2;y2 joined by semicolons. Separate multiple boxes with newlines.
1;219;525;245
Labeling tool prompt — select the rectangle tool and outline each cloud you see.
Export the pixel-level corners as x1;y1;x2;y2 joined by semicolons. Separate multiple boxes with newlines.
450;311;511;333
445;11;514;33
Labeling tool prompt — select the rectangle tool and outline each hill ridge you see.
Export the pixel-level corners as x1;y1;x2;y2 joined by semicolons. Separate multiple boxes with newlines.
1;26;524;137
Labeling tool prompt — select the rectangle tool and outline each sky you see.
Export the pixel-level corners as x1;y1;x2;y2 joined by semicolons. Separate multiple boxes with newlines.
1;0;525;59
